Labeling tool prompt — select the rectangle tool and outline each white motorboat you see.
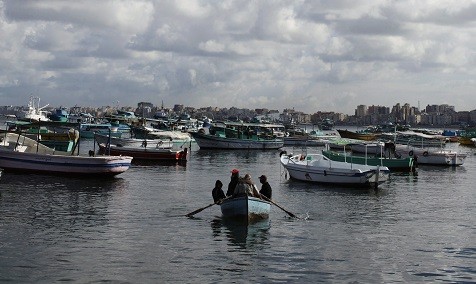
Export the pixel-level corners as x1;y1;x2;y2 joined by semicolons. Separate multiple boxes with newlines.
394;144;467;166
0;132;132;176
280;152;390;188
94;133;174;149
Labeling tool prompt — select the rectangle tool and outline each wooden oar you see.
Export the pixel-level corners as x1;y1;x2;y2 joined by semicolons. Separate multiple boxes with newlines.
186;202;216;217
186;196;230;217
260;194;299;219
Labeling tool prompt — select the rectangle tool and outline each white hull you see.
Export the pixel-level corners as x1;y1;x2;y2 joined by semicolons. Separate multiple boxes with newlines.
0;133;132;176
280;153;389;187
191;132;283;149
94;133;173;149
394;145;466;166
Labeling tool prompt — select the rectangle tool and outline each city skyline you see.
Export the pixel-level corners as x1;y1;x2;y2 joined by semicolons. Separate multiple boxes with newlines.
1;1;476;114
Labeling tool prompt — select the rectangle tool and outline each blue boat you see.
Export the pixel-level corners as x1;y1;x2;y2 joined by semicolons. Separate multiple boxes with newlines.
220;196;271;222
48;108;69;122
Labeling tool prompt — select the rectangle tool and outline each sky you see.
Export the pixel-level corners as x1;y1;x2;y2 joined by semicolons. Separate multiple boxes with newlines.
1;0;476;115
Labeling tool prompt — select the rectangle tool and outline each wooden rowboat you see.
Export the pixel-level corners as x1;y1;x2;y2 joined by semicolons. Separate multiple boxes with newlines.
220;196;271;222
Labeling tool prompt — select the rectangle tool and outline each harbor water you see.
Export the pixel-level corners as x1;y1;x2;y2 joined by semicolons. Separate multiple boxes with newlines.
0;139;475;283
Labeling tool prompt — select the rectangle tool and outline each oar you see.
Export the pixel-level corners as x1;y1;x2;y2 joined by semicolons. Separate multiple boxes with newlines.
186;202;216;217
260;194;299;219
186;196;230;217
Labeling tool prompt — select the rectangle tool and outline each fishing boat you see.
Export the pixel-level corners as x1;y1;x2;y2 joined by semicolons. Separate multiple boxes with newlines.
220;196;272;222
191;121;285;149
283;128;335;147
48;108;69;122
79;123;122;139
98;143;188;163
321;149;415;172
131;125;193;145
0;133;132;176
393;144;467;166
280;151;390;188
336;129;378;141
94;133;173;149
2;121;80;152
390;131;447;147
16;96;50;122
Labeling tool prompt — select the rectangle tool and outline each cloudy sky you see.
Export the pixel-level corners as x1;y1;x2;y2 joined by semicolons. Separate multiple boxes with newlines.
1;0;476;115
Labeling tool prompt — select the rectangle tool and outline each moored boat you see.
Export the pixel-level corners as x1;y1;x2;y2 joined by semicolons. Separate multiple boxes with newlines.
79;123;122;139
336;129;378;141
322;149;415;172
0;133;132;176
16;96;50;122
98;143;188;163
220;195;272;222
394;144;467;166
280;152;390;188
94;133;173;149
192;121;285;150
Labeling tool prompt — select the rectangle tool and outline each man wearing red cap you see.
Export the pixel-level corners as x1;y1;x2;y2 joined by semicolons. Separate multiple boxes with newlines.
226;169;240;197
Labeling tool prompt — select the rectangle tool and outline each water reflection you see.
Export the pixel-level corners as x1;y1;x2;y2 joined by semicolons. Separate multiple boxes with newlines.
211;218;270;249
0;173;128;231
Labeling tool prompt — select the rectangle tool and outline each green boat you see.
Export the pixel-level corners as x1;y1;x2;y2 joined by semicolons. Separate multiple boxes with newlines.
322;149;416;172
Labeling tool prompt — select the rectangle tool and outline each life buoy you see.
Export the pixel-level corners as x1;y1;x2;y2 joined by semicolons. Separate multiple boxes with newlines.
423;151;429;157
408;150;414;157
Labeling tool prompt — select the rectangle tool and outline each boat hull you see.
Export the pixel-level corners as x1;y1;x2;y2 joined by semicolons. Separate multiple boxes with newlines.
336;129;377;141
394;145;466;166
220;196;271;222
191;132;284;149
94;133;173;149
0;133;132;176
0;149;132;176
98;144;188;162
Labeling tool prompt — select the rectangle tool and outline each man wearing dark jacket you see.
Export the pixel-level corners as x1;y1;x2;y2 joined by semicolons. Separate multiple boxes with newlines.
258;175;272;199
212;180;226;203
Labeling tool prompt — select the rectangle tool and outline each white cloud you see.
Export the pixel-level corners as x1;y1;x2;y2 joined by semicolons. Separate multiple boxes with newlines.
1;0;476;114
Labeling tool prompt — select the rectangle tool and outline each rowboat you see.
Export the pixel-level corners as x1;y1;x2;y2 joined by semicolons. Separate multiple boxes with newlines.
98;143;188;163
280;152;390;188
0;133;132;176
220;196;272;222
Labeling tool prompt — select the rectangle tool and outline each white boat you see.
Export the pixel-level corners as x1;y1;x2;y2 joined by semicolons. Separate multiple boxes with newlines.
79;123;122;139
16;96;50;122
382;130;447;148
191;121;285;149
394;144;467;166
0;133;132;176
98;143;188;163
94;133;174;149
280;152;390;188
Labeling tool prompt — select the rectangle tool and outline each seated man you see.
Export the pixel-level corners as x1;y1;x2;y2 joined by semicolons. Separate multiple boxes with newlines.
258;175;272;199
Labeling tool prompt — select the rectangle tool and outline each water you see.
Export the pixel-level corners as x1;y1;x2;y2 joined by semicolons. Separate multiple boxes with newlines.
1;139;475;283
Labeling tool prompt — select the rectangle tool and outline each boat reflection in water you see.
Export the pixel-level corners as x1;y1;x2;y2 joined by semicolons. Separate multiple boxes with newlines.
210;218;270;249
